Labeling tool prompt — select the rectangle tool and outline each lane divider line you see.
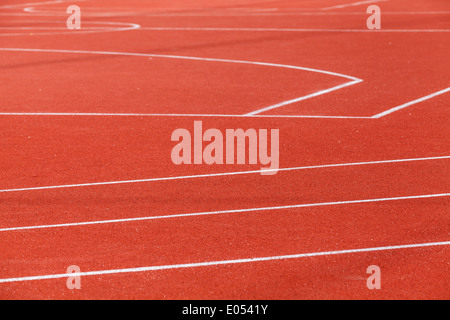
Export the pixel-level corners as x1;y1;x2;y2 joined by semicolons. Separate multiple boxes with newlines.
372;87;450;118
0;240;448;284
0;193;448;232
0;156;448;194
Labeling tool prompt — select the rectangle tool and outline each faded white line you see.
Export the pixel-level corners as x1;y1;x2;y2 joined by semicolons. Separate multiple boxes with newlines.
0;112;370;119
0;156;448;194
0;22;141;36
137;27;450;33
0;0;72;9
322;0;389;11
0;240;448;283
372;87;450;118
0;193;449;232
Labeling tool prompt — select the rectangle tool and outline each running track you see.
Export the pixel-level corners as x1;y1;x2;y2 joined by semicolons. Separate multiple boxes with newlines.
0;0;449;299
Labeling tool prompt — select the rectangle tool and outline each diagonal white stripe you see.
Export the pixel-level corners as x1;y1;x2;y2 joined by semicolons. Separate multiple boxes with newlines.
372;87;450;118
0;193;449;232
0;155;448;193
0;240;448;284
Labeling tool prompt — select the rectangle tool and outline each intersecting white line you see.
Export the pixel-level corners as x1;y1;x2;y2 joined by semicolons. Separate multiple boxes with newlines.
0;240;448;284
0;48;448;118
246;80;360;115
0;47;362;116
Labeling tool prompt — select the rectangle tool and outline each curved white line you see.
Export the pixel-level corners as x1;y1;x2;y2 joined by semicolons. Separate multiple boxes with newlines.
0;0;140;36
0;22;141;36
0;47;362;115
0;0;72;10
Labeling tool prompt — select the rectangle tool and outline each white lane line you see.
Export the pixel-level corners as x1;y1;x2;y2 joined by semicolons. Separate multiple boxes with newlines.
0;156;448;194
145;11;450;17
136;10;450;17
246;80;360;115
2;48;446;118
0;0;71;9
0;240;448;284
0;22;141;36
372;87;450;118
2;11;450;17
0;112;370;119
0;47;361;115
12;85;439;119
137;27;450;33
1;193;449;232
0;27;116;30
322;0;389;11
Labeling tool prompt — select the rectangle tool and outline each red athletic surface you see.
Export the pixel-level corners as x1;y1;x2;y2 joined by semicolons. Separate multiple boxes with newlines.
0;0;449;300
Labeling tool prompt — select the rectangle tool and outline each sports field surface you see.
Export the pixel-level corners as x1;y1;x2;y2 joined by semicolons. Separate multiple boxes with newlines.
0;0;449;299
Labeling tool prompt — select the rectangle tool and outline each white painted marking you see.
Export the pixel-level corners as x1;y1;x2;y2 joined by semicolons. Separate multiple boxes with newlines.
0;0;70;10
322;0;389;11
372;88;450;118
0;112;370;119
0;47;362;115
0;22;141;36
0;193;448;232
137;27;450;33
246;80;361;115
0;156;447;194
0;48;361;80
138;11;450;17
0;27;112;30
0;51;446;118
0;240;448;283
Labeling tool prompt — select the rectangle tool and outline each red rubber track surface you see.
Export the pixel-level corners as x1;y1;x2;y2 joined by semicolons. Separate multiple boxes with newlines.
0;0;449;299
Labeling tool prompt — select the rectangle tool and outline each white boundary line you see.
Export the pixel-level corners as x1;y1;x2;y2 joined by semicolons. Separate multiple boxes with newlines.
0;240;448;284
372;87;450;118
321;0;389;11
142;11;450;17
0;85;448;118
0;1;140;36
1;1;448;16
0;47;362;116
0;0;73;10
8;27;450;34
0;155;448;194
0;48;360;81
0;112;370;119
0;22;141;36
0;49;448;118
1;193;449;232
2;12;450;17
246;80;360;115
137;27;450;33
